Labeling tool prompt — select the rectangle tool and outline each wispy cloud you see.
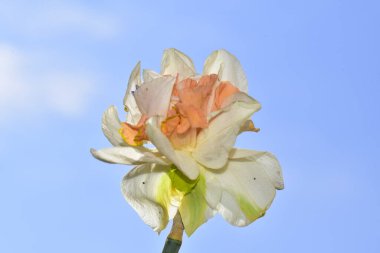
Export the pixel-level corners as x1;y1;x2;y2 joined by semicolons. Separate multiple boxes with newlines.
42;4;119;39
44;73;94;116
0;44;31;116
0;2;118;125
0;1;120;39
0;43;95;123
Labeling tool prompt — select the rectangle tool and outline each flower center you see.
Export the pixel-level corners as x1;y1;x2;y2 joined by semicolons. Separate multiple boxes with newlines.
160;74;218;149
119;74;240;148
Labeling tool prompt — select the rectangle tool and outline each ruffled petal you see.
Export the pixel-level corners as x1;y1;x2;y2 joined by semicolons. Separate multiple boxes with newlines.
203;49;248;93
121;163;181;232
90;146;170;165
134;76;176;118
161;48;196;79
143;69;161;82
145;117;200;180
123;62;142;125
192;93;261;169
101;105;125;146
204;151;283;226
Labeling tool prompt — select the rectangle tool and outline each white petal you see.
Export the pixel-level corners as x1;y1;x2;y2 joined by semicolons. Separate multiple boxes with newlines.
203;153;283;226
203;49;248;93
101;105;125;146
143;69;161;82
90;146;170;165
145;117;200;180
122;163;178;232
161;48;196;79
123;62;142;125
134;76;176;118
192;93;261;169
229;149;284;190
179;173;216;236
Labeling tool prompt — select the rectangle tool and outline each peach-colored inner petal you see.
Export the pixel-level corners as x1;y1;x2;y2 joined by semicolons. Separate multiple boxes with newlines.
212;81;240;111
169;128;197;149
161;113;180;136
161;74;222;149
178;75;217;110
119;115;148;146
176;104;207;129
176;117;191;134
120;74;243;149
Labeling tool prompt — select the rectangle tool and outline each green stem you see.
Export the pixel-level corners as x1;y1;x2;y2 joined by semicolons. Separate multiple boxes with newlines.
162;211;184;253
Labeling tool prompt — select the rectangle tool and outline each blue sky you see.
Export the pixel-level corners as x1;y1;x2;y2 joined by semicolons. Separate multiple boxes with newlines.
0;0;379;252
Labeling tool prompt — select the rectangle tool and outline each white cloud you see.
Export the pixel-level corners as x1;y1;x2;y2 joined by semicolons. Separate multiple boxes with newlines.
45;74;93;116
0;1;119;39
42;4;119;39
0;43;95;123
0;1;115;124
0;45;32;116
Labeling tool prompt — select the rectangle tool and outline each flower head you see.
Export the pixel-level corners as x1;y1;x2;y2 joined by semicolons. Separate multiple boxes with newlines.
91;49;284;236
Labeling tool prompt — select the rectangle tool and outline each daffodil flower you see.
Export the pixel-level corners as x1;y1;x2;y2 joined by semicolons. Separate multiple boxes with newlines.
91;49;284;236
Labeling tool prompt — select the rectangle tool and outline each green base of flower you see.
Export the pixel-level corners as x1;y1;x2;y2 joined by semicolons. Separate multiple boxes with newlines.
162;238;182;253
